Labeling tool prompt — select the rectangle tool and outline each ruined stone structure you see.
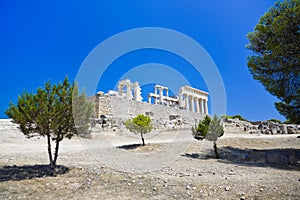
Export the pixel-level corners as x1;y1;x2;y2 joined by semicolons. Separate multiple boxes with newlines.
178;86;209;114
91;79;209;131
117;79;143;102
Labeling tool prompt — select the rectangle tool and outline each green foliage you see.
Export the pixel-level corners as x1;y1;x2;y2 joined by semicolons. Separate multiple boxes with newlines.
192;115;224;159
5;77;93;167
267;118;282;123
72;82;94;138
125;114;153;145
207;115;224;159
192;115;211;140
221;114;248;121
246;0;300;124
206;115;224;142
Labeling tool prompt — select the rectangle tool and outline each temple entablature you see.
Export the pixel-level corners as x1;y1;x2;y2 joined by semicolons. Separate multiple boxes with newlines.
178;85;209;114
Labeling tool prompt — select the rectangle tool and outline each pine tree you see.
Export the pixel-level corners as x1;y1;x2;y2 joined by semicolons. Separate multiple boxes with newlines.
246;0;300;123
192;115;224;158
192;115;211;140
5;77;93;168
125;114;153;146
206;115;224;159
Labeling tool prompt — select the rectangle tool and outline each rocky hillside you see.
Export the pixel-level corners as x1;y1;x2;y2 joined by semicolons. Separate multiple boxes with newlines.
223;118;300;134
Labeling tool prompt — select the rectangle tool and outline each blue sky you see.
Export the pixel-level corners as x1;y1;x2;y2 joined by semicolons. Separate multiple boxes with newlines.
0;0;284;121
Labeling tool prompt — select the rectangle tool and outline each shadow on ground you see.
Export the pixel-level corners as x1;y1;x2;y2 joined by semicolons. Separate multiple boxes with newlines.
117;143;142;150
0;164;69;182
183;147;300;170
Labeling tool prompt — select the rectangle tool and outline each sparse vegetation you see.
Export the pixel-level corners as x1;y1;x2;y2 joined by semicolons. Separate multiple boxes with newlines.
125;114;153;146
268;118;282;124
221;114;248;121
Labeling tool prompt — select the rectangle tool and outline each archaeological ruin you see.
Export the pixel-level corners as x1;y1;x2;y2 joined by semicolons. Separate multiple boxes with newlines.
90;79;209;131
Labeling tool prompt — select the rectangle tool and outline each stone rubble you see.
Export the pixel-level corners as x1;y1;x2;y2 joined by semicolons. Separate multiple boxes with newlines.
223;118;300;135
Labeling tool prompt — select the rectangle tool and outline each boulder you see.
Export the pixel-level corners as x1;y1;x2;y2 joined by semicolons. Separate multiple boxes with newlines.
287;126;297;134
279;124;288;134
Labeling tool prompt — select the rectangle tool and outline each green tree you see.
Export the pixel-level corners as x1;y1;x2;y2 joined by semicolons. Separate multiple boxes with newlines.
125;114;153;146
5;77;93;168
192;115;211;140
206;115;224;159
72;82;94;138
192;115;224;158
246;0;300;124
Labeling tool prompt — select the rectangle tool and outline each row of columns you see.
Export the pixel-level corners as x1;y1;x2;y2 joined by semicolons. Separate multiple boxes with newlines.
148;93;178;106
181;94;208;114
148;85;178;106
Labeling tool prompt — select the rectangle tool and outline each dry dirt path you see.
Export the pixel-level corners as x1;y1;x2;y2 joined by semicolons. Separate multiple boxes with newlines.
0;126;300;199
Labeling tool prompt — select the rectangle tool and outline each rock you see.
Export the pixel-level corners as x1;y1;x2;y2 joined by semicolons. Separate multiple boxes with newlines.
225;187;230;191
153;187;157;191
287;125;297;134
228;171;235;175
279;124;288;134
186;185;190;190
248;130;260;134
192;187;197;190
240;196;245;200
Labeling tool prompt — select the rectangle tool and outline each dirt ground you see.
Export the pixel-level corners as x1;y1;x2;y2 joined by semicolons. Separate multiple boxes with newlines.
0;127;300;200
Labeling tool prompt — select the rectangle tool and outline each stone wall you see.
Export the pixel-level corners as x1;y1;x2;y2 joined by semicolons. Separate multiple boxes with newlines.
94;95;206;131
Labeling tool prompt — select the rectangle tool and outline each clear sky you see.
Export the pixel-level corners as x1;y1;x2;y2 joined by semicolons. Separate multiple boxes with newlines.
0;0;284;121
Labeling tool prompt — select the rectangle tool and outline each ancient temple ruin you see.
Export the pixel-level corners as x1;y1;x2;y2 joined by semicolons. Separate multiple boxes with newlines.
91;79;209;131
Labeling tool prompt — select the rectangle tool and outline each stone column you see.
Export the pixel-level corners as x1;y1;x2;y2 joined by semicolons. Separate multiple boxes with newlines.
199;98;203;114
185;94;189;110
196;97;200;113
203;99;208;114
118;85;123;96
191;96;194;112
159;88;163;104
166;89;169;97
180;94;183;108
155;86;157;94
126;86;132;99
148;95;151;104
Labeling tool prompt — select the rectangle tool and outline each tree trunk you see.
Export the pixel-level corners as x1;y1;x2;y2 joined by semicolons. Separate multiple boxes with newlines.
213;141;219;159
53;139;60;166
140;132;145;146
47;134;54;167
